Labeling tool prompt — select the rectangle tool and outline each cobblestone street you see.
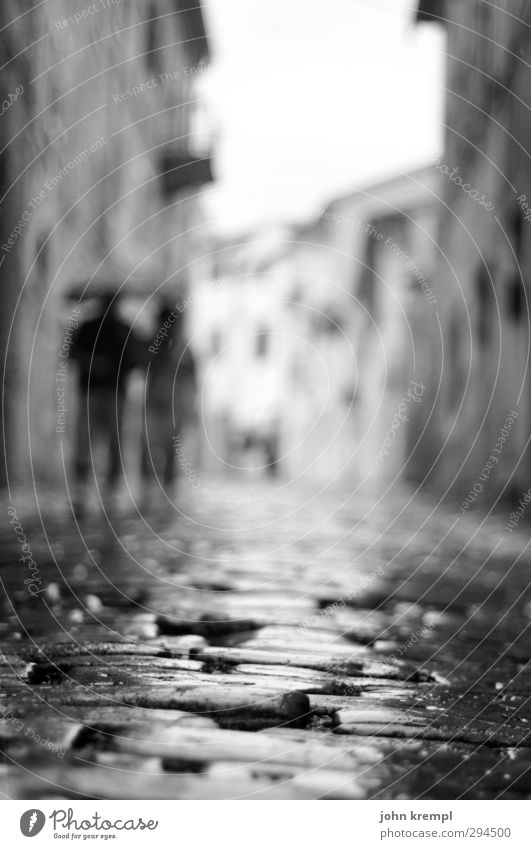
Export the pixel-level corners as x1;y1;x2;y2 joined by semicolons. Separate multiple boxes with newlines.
1;480;531;800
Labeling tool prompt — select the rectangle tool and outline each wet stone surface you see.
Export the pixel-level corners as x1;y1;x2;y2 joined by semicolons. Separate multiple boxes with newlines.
1;481;530;800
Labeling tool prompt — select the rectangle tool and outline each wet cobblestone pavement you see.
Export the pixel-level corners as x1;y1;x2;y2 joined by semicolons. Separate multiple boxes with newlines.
1;480;531;800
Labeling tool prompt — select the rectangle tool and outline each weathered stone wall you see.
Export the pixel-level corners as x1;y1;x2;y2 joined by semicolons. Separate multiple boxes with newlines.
423;0;531;503
277;169;440;488
0;0;208;487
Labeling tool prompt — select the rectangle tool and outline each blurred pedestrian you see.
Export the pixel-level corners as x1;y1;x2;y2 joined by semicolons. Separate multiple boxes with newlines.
70;294;141;517
141;303;197;506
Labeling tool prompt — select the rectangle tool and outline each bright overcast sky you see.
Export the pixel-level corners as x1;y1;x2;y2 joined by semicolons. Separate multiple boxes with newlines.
197;0;445;234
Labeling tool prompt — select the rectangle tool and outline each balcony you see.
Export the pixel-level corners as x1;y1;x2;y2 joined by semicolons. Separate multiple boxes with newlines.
158;150;213;195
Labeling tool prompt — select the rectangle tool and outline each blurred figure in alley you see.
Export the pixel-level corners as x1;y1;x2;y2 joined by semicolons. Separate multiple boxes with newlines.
140;301;198;508
232;411;281;478
71;294;142;517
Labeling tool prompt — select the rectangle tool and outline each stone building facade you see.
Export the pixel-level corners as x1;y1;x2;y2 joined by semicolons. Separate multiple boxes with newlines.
418;0;531;504
191;168;440;489
0;0;211;488
279;167;440;488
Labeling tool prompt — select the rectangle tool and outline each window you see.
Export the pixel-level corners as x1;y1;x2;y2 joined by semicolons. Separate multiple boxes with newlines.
475;264;493;347
146;3;161;75
358;238;377;320
446;307;467;412
512;205;524;258
255;328;269;358
211;329;222;356
507;275;525;323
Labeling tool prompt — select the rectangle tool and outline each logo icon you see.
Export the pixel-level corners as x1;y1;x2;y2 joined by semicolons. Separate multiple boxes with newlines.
20;810;46;837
